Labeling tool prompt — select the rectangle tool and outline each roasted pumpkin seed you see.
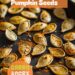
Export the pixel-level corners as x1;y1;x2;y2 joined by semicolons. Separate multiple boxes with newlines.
29;22;47;31
61;19;75;32
48;47;65;58
25;55;31;64
43;23;57;34
36;54;53;68
0;21;16;31
48;64;69;75
8;7;24;14
50;34;63;47
1;53;18;67
5;29;17;41
18;20;30;35
53;8;67;20
0;4;8;18
33;33;47;46
64;42;75;55
21;11;37;19
9;16;27;25
0;0;10;4
65;57;75;69
18;40;33;56
40;10;51;23
32;44;46;56
29;8;41;13
0;47;12;58
63;32;75;41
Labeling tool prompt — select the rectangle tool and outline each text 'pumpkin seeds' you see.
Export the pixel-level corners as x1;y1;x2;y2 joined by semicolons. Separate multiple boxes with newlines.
33;33;47;46
36;54;53;68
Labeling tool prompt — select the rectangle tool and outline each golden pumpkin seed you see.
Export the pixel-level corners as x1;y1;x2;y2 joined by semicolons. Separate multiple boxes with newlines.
21;11;37;19
48;47;65;58
40;10;51;23
33;33;47;46
61;19;75;32
65;57;75;69
1;53;18;67
0;22;16;31
29;8;41;13
9;16;27;25
30;22;47;31
48;64;69;75
18;40;33;56
36;54;53;68
8;7;24;14
18;20;30;35
0;47;12;58
50;34;63;47
25;55;31;64
43;23;57;34
32;44;46;56
63;32;75;41
53;8;67;20
64;42;75;55
0;0;10;4
5;29;17;41
0;4;8;18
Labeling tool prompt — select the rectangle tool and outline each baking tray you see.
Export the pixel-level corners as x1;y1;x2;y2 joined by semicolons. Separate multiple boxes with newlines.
0;0;75;75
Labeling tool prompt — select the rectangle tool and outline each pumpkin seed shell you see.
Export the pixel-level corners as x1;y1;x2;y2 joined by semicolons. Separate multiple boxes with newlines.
53;8;67;20
36;54;53;68
50;34;63;47
32;44;46;56
33;33;47;46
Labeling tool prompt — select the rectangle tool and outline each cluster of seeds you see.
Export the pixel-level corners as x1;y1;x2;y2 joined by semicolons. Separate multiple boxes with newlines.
0;0;75;75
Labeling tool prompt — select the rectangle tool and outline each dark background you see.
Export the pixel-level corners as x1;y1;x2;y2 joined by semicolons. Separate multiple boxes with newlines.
0;0;75;75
